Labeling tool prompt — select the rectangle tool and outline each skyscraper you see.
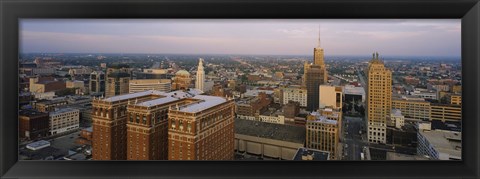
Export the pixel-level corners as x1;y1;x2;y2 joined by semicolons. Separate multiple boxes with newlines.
90;71;105;94
195;58;205;92
305;26;328;111
366;52;392;144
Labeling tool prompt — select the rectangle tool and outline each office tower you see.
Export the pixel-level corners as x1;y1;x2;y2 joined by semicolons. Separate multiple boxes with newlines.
168;95;235;160
366;52;392;144
125;90;197;160
319;85;343;109
90;71;105;94
129;79;172;93
172;70;191;90
105;64;131;98
306;111;340;160
195;58;205;92
91;90;166;160
304;26;328;111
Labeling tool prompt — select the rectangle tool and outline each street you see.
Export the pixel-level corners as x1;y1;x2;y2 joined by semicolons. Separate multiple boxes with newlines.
342;116;368;160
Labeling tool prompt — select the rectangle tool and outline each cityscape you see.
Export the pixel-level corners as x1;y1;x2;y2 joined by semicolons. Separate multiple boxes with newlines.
18;20;461;161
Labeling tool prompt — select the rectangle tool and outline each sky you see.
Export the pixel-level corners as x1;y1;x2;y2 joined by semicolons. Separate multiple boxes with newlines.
20;19;461;56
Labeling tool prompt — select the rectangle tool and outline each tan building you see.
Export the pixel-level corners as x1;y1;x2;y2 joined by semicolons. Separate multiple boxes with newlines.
35;98;68;113
129;79;171;93
319;85;342;110
366;52;392;144
168;95;235;160
172;70;191;90
29;76;66;93
430;104;462;122
452;85;461;93
392;97;431;121
306;111;340;160
105;64;131;98
304;28;328;111
450;94;461;105
49;108;80;135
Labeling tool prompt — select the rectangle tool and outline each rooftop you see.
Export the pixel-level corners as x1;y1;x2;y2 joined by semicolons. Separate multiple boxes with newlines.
308;112;338;125
177;95;227;113
50;108;79;115
234;118;305;144
26;140;50;150
293;148;330;160
420;129;462;158
19;110;48;117
386;152;430;160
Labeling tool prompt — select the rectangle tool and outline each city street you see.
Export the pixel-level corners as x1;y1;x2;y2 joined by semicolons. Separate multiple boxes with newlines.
342;116;367;160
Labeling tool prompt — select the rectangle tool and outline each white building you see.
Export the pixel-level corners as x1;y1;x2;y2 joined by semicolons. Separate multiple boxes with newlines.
129;79;171;93
49;108;80;135
259;110;285;124
390;109;405;129
195;58;205;92
343;85;366;102
283;87;307;107
417;129;461;160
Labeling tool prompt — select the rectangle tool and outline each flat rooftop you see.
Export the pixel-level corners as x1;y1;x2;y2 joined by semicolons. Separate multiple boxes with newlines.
50;108;79;115
104;89;202;103
386;152;430;160
293;148;330;160
308;112;338;125
419;129;462;158
177;95;227;113
234;118;306;144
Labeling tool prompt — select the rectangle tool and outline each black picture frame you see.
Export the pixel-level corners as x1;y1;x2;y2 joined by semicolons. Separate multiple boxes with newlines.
1;0;479;178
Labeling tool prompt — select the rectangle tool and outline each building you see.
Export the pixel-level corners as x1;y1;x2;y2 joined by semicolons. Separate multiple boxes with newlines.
29;76;66;93
235;93;271;120
283;101;300;119
195;58;205;92
282;87;307;107
172;70;191;90
392;96;431;121
135;68;172;79
366;52;392;144
129;79;172;93
105;64;131;98
49;108;80;135
417;129;461;160
19;110;49;140
234;118;306;160
430;104;462;122
306;112;339;160
304;28;328;112
259;109;285;124
69;68;93;76
319;85;343;110
293;148;330;160
126;90;197;160
390;109;405;129
343;85;366;103
66;80;85;94
92;90;168;160
34;98;68;113
168;95;235;160
89;71;105;94
450;94;461;105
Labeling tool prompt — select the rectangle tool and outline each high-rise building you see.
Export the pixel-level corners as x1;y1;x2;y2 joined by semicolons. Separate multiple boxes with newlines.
105;64;131;98
304;26;328;111
195;58;205;92
90;71;105;94
306;111;340;160
129;79;171;93
283;87;307;107
125;90;198;160
168;95;235;160
366;52;392;144
92;90;164;160
319;85;343;110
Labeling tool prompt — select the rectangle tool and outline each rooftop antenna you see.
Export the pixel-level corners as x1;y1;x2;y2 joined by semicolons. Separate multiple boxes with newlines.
317;24;321;48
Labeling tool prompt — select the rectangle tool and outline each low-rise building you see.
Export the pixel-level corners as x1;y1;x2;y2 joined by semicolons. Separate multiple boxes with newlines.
417;129;461;160
19;110;50;140
129;79;171;93
282;87;307;107
49;108;80;135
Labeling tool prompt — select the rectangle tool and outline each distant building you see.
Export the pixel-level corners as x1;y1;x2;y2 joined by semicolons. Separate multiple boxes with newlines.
366;52;392;144
306;111;340;160
293;148;330;160
34;98;68;113
430;104;461;122
89;71;105;94
236;93;271;120
172;70;191;90
29;76;66;93
304;28;328;111
417;129;461;160
319;85;342;110
390;109;405;129
283;101;300;119
449;94;461;105
69;68;93;76
282;87;307;107
49;108;80;135
129;79;171;93
19;110;49;140
392;96;431;121
105;64;131;98
195;58;205;92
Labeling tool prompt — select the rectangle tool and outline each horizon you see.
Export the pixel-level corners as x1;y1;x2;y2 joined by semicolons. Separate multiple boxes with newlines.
20;19;461;56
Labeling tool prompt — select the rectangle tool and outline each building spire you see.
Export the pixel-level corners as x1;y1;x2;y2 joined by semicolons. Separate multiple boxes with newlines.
317;25;321;48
